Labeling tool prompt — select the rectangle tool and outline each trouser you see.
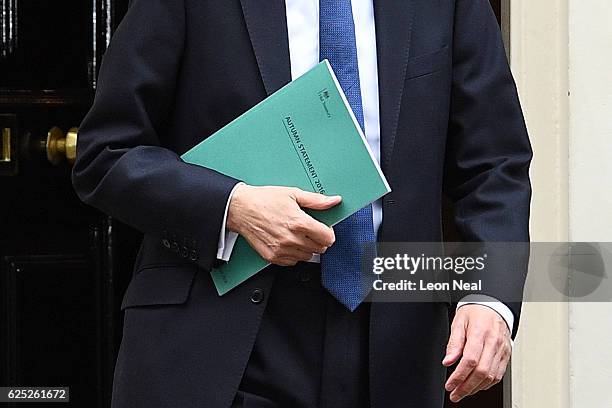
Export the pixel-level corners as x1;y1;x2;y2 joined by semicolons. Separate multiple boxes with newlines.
232;262;370;408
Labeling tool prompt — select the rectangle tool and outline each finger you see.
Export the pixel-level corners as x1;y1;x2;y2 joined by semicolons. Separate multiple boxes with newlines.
293;189;342;210
257;240;311;266
296;235;329;254
443;313;467;367
449;334;498;402
483;328;512;390
296;213;336;247
445;325;485;392
278;247;315;263
486;346;511;390
270;257;299;267
476;344;504;393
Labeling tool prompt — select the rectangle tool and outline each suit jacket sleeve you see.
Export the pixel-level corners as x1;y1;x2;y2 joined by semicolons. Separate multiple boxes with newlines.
72;0;240;271
444;0;533;338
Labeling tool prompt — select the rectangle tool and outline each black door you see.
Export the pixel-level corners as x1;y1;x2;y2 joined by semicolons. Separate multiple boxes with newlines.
0;1;136;407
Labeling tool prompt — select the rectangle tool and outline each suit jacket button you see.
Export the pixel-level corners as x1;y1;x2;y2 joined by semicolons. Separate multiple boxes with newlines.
250;288;264;304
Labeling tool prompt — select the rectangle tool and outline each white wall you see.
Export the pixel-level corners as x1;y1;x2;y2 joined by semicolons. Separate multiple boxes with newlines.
568;1;612;237
567;1;612;407
509;0;570;407
510;0;612;407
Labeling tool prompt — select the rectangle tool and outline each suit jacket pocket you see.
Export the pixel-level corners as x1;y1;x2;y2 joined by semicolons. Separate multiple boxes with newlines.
121;264;199;310
405;45;450;80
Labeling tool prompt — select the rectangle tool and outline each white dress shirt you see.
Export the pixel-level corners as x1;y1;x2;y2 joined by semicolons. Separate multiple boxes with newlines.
215;0;514;333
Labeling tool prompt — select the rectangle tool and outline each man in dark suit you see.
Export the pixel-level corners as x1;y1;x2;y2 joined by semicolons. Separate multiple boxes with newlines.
72;0;532;407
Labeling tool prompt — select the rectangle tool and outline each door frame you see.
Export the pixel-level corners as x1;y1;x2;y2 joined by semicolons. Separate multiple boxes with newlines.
505;0;570;407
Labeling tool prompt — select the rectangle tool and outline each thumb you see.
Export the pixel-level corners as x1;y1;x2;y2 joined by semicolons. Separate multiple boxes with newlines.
443;315;467;367
293;189;342;210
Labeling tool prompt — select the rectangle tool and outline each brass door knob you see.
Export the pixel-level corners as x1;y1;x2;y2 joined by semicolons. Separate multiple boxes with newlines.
46;126;78;165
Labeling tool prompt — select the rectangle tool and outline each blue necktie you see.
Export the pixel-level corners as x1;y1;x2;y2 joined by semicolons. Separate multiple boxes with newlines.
319;0;376;311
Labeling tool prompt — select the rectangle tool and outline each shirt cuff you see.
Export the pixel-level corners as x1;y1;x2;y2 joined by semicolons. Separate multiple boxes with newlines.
216;182;244;261
308;253;321;263
457;294;515;337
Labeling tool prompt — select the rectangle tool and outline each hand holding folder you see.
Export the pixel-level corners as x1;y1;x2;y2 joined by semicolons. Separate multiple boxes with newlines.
182;61;390;294
226;184;340;264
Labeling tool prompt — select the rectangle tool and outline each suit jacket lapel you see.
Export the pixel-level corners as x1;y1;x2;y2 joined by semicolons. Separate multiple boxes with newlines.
239;0;414;170
374;0;416;173
239;0;292;96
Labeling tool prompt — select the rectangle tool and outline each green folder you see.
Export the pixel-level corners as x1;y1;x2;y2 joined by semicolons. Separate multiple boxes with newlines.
182;60;391;295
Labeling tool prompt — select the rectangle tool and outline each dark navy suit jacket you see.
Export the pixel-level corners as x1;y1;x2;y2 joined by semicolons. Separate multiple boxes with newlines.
72;0;532;407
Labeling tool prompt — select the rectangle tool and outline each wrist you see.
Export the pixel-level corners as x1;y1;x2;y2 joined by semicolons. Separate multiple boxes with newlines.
226;183;251;234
